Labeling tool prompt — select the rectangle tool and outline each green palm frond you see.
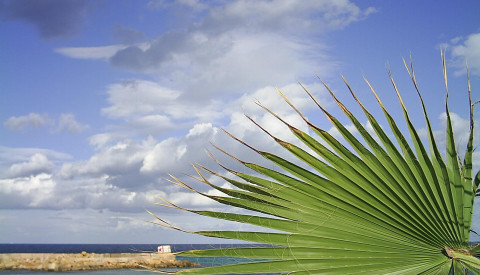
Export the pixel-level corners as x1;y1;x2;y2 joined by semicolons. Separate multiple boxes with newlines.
153;54;479;274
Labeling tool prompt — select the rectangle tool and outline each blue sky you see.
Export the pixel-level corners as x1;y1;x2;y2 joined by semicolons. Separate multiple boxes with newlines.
1;0;480;244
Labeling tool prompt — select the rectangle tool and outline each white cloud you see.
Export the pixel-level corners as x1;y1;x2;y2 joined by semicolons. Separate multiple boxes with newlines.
56;113;90;133
96;79;325;146
203;0;375;33
59;137;157;180
55;43;151;60
8;153;55;178
101;80;181;118
90;0;374;103
127;115;175;134
38;81;324;213
88;132;127;149
114;216;155;232
56;45;129;59
168;192;217;207
0;147;71;179
141;123;218;174
81;185;166;212
236;83;324;117
3;113;53;131
3;112;89;134
110;31;333;98
53;0;375;153
445;32;480;76
438;112;471;144
0;173;56;208
101;79;229;130
0;167;168;212
187;123;218;138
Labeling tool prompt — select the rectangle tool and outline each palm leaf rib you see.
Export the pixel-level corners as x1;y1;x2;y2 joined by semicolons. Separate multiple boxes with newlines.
349;77;458;247
152;57;479;274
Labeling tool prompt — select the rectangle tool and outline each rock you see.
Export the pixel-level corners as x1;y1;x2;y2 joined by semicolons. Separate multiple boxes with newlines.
0;252;196;271
47;262;57;272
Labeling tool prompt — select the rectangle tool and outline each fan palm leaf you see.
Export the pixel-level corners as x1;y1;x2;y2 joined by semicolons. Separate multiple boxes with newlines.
152;54;480;274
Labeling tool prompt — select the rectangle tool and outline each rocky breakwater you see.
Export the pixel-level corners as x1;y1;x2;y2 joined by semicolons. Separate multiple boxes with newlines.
0;251;196;272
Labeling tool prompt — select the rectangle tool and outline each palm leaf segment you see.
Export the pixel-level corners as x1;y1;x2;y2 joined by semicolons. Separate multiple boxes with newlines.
154;55;480;274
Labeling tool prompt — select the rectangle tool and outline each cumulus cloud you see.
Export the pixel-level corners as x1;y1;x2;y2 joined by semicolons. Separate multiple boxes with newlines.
0;173;56;208
0;0;91;39
141;123;218;174
8;153;55;178
59;137;157;180
3;113;53;131
96;78;233;144
0;172;167;212
94;80;196;143
444;32;480;76
1;80;325;212
0;125;228;212
98;77;327;143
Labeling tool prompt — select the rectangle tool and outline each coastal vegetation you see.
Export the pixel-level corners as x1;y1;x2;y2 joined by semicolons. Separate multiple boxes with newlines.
153;54;480;274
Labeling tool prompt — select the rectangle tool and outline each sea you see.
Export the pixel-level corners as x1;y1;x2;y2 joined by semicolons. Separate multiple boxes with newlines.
0;243;264;274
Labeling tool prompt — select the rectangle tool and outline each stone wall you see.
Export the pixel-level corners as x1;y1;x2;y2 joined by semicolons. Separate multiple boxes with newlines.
0;252;196;272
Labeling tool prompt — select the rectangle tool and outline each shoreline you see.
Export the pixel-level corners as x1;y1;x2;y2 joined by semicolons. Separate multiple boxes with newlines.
0;252;197;272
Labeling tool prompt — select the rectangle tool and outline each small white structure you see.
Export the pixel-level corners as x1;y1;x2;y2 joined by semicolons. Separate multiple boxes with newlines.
157;245;171;253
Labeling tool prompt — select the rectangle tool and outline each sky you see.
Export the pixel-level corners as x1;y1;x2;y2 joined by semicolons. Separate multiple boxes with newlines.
1;0;480;244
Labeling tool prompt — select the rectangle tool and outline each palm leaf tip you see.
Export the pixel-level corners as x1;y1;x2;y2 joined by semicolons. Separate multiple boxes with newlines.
153;56;480;274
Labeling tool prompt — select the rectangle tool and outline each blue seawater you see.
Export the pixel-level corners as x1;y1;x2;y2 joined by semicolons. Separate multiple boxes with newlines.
0;243;260;254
